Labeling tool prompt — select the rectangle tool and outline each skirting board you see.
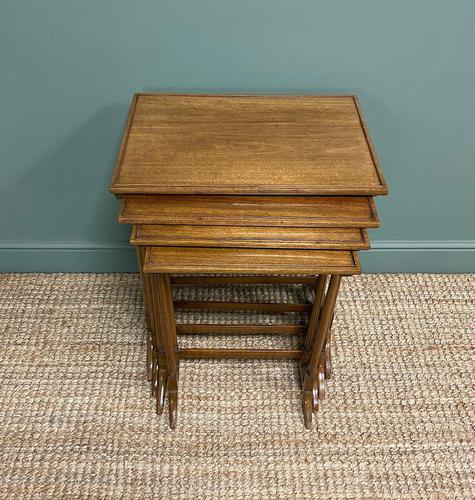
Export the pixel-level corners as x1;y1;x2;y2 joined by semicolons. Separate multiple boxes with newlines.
0;241;474;273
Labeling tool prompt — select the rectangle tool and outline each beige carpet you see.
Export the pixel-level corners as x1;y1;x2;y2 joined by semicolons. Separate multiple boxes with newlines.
0;273;474;499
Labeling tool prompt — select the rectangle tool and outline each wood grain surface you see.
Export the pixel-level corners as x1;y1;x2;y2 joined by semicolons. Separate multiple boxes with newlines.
110;94;387;195
120;195;379;227
142;246;361;275
130;224;369;250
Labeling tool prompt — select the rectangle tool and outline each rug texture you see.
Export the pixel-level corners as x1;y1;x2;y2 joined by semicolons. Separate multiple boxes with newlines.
0;273;473;499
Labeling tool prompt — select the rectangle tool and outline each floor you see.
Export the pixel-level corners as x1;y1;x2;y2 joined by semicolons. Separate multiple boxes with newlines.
0;273;473;499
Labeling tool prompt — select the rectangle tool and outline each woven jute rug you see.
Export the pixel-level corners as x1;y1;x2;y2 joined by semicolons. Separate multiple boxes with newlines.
0;273;473;499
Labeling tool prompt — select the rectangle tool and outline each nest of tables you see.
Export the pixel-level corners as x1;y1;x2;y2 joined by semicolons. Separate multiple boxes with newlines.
109;94;388;429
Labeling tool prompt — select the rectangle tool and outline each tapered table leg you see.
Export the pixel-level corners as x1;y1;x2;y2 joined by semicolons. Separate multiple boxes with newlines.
301;274;341;429
152;273;179;429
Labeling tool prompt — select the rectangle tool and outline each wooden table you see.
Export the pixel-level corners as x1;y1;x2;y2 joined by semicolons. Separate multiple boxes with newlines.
110;94;387;429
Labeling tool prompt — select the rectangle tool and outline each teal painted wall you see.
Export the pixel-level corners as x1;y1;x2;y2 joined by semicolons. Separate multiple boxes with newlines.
1;0;474;272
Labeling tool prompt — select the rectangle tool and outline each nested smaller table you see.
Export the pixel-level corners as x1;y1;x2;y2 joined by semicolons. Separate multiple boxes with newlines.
109;94;387;429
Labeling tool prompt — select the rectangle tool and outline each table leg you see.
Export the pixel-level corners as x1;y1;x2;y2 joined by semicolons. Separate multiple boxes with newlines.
136;248;154;382
301;274;341;429
146;271;168;415
301;274;327;367
152;273;179;429
323;312;335;380
138;248;168;414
